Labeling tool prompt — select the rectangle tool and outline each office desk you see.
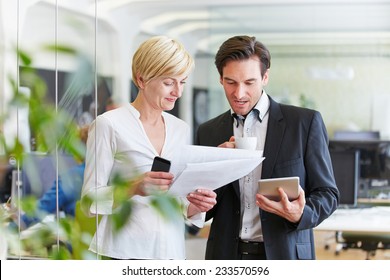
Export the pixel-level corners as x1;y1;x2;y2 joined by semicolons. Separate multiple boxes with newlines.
315;206;390;258
315;206;390;234
357;198;390;207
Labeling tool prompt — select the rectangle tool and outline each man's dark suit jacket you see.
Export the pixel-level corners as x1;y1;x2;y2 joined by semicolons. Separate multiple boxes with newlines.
196;96;339;260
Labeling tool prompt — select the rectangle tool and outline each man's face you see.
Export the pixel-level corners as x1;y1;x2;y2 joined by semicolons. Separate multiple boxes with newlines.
220;56;269;116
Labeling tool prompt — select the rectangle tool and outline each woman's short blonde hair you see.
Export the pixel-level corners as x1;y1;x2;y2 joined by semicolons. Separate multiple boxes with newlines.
132;35;194;88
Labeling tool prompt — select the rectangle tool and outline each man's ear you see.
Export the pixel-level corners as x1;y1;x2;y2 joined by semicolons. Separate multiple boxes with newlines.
262;69;270;86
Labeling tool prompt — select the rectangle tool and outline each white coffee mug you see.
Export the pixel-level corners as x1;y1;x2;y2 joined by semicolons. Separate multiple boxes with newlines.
235;136;258;150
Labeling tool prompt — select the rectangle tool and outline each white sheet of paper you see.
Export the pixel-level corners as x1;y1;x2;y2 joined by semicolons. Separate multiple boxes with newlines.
168;145;264;197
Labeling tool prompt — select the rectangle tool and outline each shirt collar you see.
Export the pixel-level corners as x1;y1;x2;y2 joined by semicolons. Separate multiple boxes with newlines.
254;91;270;122
231;91;270;124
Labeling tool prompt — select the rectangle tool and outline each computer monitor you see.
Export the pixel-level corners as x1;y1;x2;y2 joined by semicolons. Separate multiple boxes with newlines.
329;149;360;207
329;139;390;199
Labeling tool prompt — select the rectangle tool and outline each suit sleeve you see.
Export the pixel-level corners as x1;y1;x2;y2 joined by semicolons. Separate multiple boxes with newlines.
297;111;339;230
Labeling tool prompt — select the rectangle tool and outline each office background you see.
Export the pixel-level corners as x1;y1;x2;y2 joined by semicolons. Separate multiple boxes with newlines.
1;0;390;260
1;0;390;143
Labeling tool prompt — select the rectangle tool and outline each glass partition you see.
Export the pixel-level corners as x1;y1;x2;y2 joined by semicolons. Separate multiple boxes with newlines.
1;0;390;261
1;0;101;260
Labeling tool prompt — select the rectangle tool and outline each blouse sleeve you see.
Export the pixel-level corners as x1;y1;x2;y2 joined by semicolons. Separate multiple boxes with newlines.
180;197;206;228
81;116;116;216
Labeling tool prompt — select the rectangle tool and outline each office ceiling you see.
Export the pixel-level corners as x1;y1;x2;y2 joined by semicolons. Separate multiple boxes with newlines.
39;0;390;54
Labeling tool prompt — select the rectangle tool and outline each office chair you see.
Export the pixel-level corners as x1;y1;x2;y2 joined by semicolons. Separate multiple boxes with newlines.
335;231;390;259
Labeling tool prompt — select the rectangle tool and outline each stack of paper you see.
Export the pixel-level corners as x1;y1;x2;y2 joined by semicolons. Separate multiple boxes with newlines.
168;145;265;197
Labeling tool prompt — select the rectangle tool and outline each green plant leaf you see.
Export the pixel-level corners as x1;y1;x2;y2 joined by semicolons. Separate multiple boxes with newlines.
111;200;132;232
150;194;182;221
43;44;78;55
17;49;32;66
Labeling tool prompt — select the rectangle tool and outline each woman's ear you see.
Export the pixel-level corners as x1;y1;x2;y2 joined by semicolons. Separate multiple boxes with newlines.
137;75;145;89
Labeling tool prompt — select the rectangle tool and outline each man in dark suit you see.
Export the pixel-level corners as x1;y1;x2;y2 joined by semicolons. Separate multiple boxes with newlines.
196;35;339;260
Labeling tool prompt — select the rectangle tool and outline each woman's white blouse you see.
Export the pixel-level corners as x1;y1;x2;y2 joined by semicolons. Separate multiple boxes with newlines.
81;103;201;259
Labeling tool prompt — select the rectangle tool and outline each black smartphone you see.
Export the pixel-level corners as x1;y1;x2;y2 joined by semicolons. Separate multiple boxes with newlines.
151;156;171;172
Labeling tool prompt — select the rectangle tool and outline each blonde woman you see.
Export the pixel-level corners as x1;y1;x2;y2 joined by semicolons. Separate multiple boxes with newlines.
81;36;216;260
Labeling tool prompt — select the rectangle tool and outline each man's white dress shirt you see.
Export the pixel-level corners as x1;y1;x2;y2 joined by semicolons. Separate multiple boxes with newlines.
232;92;270;242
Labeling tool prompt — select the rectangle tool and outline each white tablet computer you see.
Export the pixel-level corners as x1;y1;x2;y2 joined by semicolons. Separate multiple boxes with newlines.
258;176;299;201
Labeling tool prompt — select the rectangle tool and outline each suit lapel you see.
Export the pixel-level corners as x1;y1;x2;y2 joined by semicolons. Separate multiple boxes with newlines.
262;98;285;178
217;111;235;144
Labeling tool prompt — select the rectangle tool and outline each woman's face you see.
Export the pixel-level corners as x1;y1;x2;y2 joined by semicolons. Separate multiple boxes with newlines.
142;74;188;111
